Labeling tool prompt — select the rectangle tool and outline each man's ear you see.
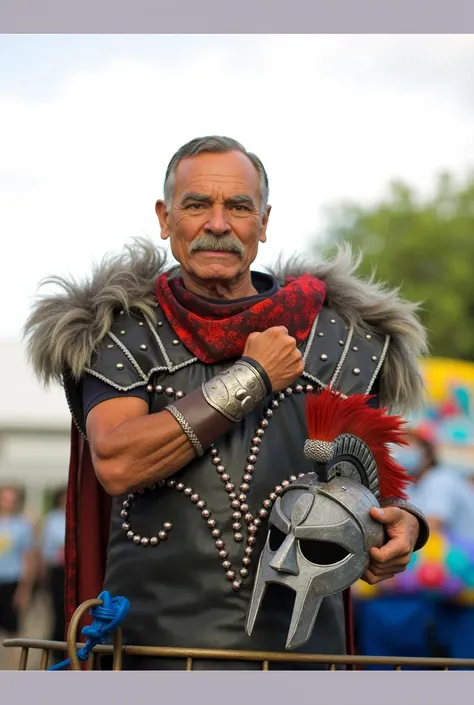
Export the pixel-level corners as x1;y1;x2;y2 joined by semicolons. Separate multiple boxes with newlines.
259;204;271;243
155;200;170;240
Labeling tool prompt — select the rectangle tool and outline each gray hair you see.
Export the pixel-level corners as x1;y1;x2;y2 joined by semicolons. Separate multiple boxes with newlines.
163;136;269;215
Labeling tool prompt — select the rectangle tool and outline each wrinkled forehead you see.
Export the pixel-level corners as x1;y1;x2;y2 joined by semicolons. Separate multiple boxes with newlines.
172;151;261;200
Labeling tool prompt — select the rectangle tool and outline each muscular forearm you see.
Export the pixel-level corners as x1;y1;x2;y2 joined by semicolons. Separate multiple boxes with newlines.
91;358;270;496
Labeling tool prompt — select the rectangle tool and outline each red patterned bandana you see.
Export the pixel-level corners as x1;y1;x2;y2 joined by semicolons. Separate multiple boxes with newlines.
155;272;327;364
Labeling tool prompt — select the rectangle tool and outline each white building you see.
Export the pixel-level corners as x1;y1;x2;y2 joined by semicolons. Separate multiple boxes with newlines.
0;339;71;514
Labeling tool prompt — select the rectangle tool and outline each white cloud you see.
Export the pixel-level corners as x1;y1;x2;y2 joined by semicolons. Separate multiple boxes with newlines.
1;35;474;339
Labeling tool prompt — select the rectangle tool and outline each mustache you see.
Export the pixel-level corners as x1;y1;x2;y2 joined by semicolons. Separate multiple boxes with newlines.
188;234;245;257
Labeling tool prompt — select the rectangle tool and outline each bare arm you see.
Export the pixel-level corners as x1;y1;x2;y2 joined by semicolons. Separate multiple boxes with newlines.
86;396;204;496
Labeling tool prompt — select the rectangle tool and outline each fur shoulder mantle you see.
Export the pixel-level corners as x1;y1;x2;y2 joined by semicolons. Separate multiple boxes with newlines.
23;237;428;414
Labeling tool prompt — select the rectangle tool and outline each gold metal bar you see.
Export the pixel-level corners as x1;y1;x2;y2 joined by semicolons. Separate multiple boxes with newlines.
122;644;474;669
88;652;96;670
66;598;104;671
39;650;50;670
18;648;29;670
5;629;474;671
262;660;269;671
112;625;123;671
329;664;337;670
185;658;193;671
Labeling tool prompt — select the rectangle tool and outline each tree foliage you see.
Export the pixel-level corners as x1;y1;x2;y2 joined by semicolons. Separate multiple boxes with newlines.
317;171;474;361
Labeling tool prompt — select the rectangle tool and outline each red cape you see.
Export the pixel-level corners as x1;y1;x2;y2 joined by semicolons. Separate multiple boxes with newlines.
64;422;356;662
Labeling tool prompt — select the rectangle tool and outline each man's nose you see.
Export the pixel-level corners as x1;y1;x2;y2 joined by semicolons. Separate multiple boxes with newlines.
204;205;231;235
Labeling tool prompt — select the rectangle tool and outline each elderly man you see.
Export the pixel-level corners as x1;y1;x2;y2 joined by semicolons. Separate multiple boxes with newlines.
24;135;429;670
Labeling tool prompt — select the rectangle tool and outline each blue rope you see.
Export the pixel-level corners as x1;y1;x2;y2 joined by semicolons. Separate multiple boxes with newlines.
47;591;130;671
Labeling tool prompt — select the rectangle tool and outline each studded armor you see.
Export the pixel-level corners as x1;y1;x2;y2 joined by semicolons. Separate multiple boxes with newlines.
63;303;391;669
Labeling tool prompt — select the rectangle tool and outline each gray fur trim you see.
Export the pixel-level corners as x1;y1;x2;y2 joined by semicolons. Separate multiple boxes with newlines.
24;237;428;414
23;238;169;385
266;243;429;414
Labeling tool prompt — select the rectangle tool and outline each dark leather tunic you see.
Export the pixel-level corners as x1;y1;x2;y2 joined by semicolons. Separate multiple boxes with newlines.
66;302;390;670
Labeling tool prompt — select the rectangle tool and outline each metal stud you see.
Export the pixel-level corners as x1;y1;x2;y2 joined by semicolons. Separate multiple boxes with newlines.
330;318;336;324
157;321;163;327
107;344;114;349
146;384;153;392
372;356;378;362
120;330;126;335
155;385;164;393
352;368;361;376
352;346;358;352
140;344;148;351
366;334;372;340
320;354;328;361
172;340;180;346
138;321;144;327
116;363;124;370
317;332;324;337
339;340;344;346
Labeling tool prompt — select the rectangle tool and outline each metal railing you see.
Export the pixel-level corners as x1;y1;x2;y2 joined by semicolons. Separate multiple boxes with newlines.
4;596;474;671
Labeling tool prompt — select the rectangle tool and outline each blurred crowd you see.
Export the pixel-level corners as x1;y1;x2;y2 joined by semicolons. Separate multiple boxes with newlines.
353;427;474;666
0;484;66;670
1;429;474;670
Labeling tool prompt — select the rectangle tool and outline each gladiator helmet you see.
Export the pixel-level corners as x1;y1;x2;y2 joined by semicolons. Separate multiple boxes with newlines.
246;386;410;650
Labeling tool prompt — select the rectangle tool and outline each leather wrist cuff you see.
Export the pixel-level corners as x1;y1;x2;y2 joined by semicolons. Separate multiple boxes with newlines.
166;387;234;452
240;356;272;396
379;497;430;552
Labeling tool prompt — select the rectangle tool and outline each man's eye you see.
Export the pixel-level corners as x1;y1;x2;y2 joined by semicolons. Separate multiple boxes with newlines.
187;203;205;210
233;205;250;212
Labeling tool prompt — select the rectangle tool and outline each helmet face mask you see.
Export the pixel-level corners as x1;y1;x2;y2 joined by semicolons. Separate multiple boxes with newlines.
245;474;385;650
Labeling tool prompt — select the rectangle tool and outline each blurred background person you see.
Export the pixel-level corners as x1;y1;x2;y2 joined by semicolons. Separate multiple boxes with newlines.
355;428;474;666
400;427;474;541
39;487;66;661
0;485;36;670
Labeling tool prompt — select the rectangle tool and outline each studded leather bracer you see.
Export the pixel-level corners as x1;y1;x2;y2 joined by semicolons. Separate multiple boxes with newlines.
379;497;430;552
165;358;270;452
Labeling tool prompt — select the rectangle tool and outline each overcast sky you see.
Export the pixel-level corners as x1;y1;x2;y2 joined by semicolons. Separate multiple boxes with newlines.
2;34;474;341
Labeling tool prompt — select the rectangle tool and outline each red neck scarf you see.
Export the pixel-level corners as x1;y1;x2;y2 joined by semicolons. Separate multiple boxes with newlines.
155;272;327;364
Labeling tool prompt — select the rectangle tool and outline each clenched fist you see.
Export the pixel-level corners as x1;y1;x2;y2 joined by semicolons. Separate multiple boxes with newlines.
243;326;304;392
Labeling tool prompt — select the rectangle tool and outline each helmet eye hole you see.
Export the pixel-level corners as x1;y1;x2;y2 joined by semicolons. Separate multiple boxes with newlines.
299;539;350;566
268;525;287;552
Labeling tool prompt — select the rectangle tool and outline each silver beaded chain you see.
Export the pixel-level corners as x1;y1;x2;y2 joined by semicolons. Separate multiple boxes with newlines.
120;381;316;591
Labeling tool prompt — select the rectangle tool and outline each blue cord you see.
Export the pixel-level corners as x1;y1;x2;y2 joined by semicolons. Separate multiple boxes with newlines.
47;591;130;671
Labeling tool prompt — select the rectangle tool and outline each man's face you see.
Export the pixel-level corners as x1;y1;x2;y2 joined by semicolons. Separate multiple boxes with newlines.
0;487;19;514
156;150;270;284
